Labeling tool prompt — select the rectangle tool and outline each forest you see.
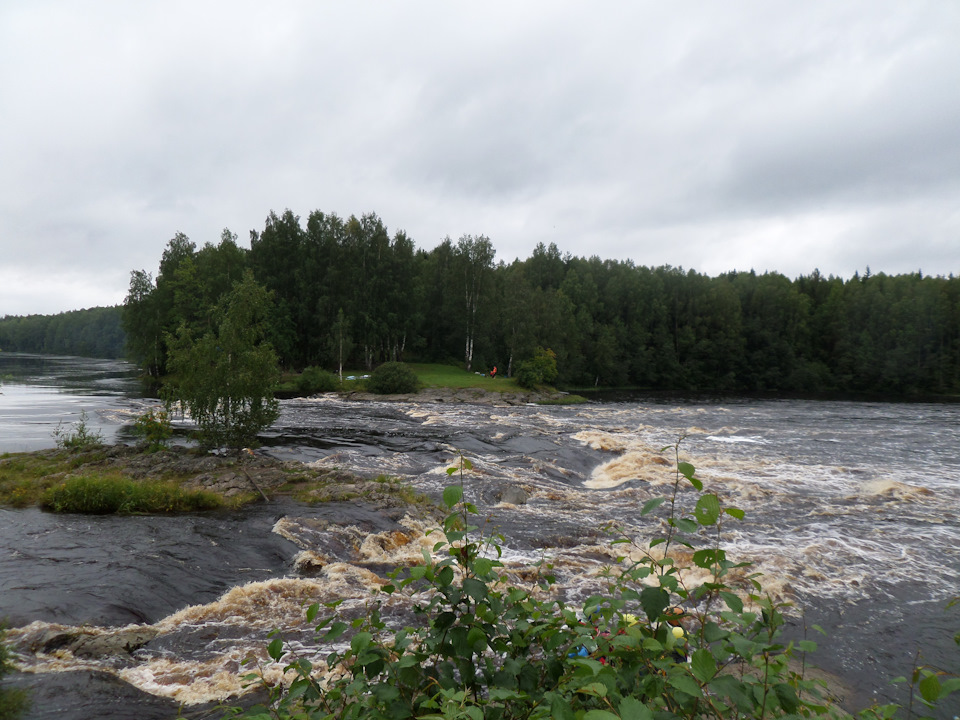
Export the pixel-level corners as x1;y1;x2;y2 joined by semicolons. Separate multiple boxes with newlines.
0;306;124;359
115;208;960;397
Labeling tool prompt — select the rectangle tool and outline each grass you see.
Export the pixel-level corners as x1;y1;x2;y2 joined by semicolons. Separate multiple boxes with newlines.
0;449;225;513
405;363;521;391
278;362;589;403
1;447;437;518
41;475;223;514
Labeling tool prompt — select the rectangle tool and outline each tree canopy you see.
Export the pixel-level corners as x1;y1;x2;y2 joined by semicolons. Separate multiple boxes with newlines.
163;271;280;449
119;209;960;397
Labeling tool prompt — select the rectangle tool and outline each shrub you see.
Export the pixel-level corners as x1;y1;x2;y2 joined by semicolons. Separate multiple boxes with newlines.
297;366;339;394
132;408;173;452
230;446;958;720
41;475;222;514
52;410;104;451
366;362;420;395
515;347;558;389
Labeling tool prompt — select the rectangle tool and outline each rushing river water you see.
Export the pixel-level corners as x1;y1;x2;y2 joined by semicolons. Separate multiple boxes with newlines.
1;354;958;718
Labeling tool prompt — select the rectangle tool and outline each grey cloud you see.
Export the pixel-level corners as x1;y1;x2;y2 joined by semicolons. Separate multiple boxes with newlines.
2;1;959;315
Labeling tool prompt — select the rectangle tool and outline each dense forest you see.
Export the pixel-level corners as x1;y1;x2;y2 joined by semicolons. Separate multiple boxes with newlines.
119;208;960;397
0;306;124;358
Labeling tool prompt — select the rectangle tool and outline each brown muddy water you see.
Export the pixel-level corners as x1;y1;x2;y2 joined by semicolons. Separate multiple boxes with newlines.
1;355;958;719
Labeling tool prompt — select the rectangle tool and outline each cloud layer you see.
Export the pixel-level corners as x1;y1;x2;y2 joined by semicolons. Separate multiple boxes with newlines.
2;1;959;315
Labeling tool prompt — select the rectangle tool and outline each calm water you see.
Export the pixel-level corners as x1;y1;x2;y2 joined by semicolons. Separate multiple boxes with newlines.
0;353;144;452
1;354;958;718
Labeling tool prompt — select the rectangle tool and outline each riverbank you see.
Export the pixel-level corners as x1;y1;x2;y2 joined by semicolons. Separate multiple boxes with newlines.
0;444;439;517
337;385;586;406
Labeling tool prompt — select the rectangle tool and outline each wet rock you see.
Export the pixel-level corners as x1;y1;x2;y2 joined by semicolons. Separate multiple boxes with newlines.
26;625;160;658
497;485;530;505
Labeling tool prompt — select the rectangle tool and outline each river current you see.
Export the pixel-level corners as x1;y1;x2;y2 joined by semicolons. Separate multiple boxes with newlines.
1;354;958;718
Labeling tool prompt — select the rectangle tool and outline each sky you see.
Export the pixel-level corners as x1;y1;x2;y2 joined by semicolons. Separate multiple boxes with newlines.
2;1;959;316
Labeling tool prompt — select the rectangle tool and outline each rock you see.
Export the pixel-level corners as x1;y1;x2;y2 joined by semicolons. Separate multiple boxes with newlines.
27;625;160;658
496;485;530;505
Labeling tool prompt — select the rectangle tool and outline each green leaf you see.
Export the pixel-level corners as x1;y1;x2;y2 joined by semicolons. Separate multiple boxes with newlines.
720;591;743;612
692;549;718;568
583;711;619;720
267;637;284;661
640;586;670;622
641;497;666;516
577;682;608;698
702;621;728;643
709;674;753;712
446;466;457;476
550;694;576;720
690;648;717;682
442;485;463;508
674;517;698;533
463;577;489;602
350;631;372;652
725;506;745;520
305;602;319;622
694;494;721;526
919;673;942;703
473;557;494;575
618;696;654;720
940;677;960;694
678;461;695;479
774;682;800;713
467;626;488;651
323;621;348;641
668;673;703;697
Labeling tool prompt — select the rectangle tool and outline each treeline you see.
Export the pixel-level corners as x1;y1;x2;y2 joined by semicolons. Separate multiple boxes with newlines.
122;208;960;396
0;306;124;358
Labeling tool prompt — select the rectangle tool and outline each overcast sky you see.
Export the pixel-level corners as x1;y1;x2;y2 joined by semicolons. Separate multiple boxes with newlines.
2;1;959;316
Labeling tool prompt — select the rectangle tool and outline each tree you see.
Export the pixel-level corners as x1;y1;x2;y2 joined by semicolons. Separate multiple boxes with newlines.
455;234;495;371
164;271;281;449
515;347;558;389
328;308;353;382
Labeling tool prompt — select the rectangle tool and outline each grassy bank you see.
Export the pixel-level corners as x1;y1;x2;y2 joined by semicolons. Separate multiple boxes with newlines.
0;445;436;517
280;362;588;403
0;449;225;512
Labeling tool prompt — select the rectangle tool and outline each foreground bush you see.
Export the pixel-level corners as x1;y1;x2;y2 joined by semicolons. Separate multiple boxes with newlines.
230;450;958;720
41;475;223;514
366;362;420;394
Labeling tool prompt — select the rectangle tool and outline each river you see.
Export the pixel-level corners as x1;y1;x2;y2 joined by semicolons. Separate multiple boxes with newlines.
1;354;958;718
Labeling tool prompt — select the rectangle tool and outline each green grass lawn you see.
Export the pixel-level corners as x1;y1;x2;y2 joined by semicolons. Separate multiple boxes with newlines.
282;362;586;402
405;363;520;391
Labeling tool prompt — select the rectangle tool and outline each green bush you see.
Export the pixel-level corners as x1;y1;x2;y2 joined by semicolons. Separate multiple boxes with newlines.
297;366;339;394
52;410;104;451
132;407;173;452
515;347;558;389
41;475;222;514
230;446;958;720
366;362;420;395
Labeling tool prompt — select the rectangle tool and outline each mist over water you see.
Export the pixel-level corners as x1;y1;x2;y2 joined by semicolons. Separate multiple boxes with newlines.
2;355;959;719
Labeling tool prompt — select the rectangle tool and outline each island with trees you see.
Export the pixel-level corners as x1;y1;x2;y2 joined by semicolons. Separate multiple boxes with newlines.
116;208;960;399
